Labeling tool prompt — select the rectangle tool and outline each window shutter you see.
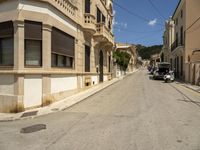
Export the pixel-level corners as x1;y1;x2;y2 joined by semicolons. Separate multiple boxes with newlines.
0;21;13;38
52;27;75;57
25;21;42;40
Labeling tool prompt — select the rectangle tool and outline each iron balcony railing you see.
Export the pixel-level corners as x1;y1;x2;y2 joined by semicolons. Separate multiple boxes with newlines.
171;41;184;52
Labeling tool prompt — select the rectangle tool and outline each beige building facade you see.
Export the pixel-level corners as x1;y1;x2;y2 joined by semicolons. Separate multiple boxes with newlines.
0;0;114;112
184;0;200;85
150;53;161;67
162;0;200;85
171;0;186;80
162;18;175;63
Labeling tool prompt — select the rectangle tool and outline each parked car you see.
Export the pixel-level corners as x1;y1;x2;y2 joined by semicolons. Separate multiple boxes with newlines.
153;62;170;80
150;66;157;75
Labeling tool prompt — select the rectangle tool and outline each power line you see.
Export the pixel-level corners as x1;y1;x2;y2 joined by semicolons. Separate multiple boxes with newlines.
147;0;166;21
133;31;162;41
113;1;164;27
115;30;162;43
113;26;164;34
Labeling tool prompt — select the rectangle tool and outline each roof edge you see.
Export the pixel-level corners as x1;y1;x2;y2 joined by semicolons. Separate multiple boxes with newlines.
172;0;182;19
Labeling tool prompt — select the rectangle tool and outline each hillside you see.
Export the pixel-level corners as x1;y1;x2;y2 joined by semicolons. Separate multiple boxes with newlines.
136;44;163;60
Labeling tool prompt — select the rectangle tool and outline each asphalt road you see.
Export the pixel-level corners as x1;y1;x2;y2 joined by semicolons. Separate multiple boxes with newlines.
0;69;200;150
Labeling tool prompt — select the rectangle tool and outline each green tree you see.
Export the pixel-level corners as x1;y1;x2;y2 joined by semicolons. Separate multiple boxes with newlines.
136;44;162;59
113;51;131;71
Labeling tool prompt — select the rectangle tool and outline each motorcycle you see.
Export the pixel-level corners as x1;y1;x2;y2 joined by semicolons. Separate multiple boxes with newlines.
164;71;175;83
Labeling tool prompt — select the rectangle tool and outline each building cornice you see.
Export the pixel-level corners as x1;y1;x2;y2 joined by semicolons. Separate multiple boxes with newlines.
172;0;184;19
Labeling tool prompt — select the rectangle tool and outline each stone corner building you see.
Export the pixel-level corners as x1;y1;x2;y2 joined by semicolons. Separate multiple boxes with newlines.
162;0;200;85
0;0;114;113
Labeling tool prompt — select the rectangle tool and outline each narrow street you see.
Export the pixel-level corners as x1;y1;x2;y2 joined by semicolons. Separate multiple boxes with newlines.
0;69;200;150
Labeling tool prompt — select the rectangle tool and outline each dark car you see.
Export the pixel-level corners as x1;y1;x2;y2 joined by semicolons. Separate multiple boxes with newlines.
153;62;170;79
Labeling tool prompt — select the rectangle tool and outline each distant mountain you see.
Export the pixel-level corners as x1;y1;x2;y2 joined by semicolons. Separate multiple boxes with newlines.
136;44;162;60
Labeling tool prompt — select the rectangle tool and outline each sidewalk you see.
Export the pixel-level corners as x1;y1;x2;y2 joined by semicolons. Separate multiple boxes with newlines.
175;81;200;93
0;70;138;122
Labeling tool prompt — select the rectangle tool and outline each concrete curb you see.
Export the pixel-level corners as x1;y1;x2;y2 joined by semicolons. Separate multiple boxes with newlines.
175;81;200;94
0;70;138;122
181;84;200;93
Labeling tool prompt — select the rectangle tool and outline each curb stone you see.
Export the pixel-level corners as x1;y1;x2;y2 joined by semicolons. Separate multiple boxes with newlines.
175;81;200;93
182;84;200;93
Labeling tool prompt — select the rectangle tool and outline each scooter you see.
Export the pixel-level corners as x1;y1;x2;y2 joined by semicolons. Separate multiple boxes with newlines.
164;71;175;83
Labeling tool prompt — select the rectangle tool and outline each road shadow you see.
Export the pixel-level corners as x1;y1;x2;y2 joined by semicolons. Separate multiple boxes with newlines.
149;76;164;81
149;76;153;80
170;84;200;108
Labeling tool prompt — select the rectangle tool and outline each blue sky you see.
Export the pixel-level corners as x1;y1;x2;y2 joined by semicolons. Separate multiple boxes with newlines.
113;0;179;46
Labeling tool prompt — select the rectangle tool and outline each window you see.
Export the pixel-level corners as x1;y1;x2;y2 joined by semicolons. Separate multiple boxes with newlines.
108;55;111;72
180;26;183;45
24;20;42;66
176;32;178;47
108;20;111;30
0;38;14;66
51;54;73;68
66;57;73;68
0;21;14;66
170;59;173;70
85;0;90;13
181;56;183;76
102;14;106;23
177;56;179;78
25;40;42;66
51;53;57;67
174;58;177;75
104;0;107;5
85;45;90;72
57;55;65;67
181;10;183;18
97;7;106;24
97;8;101;23
51;27;75;68
176;18;178;25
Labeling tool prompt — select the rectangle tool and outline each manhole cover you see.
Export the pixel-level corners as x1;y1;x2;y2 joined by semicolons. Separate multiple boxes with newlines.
21;111;38;118
20;124;46;133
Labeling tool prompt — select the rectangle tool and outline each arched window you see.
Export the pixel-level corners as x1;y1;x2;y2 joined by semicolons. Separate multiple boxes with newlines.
109;4;113;14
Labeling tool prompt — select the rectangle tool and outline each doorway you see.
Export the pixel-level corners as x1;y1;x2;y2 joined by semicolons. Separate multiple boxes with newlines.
99;50;104;82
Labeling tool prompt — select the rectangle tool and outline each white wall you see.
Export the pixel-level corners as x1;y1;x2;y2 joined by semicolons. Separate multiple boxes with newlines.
91;76;98;85
24;75;42;108
78;76;83;88
51;75;77;94
103;75;108;82
0;75;14;95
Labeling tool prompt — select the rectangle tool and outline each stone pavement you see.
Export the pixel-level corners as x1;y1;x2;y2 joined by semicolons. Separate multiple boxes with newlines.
0;70;138;122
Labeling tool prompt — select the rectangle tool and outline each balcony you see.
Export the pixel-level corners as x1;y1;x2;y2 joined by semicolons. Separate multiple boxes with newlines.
171;41;184;52
94;23;114;45
45;0;78;22
83;13;96;34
